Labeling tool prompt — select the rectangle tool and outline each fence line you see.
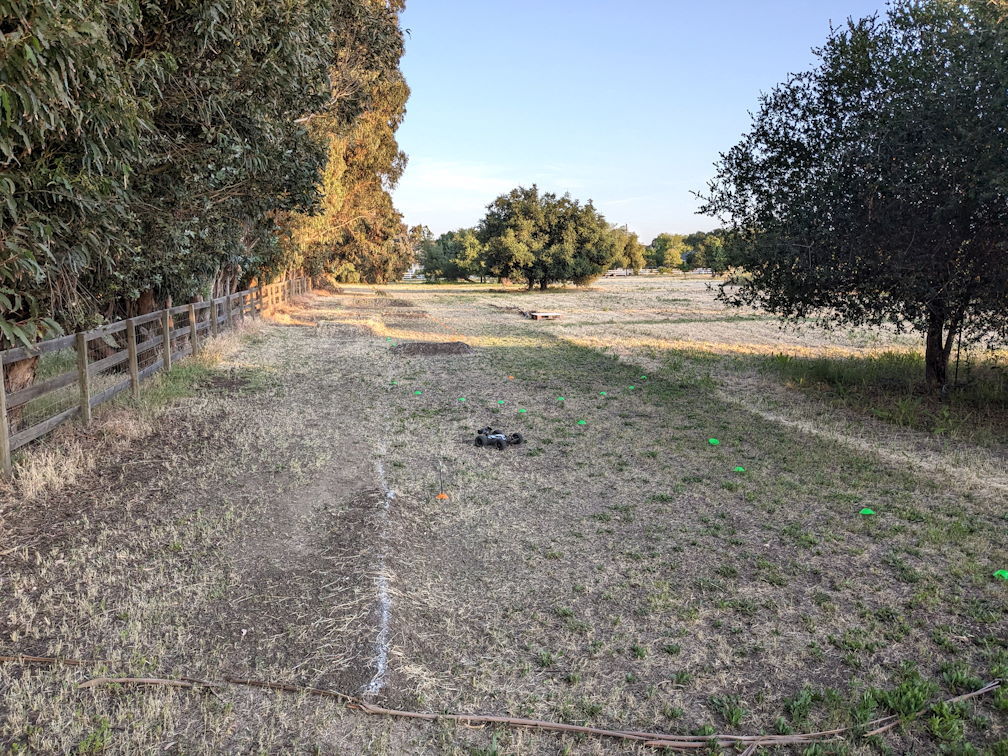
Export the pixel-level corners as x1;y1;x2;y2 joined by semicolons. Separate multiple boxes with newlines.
0;277;310;477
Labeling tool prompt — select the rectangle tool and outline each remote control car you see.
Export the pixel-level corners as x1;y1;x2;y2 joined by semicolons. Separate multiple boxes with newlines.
474;426;524;450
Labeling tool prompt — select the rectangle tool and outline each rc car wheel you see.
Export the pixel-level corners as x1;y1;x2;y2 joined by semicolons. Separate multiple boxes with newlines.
494;438;506;450
475;436;486;447
509;432;524;445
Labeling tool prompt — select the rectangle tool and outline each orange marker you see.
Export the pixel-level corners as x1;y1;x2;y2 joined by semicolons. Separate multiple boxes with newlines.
436;492;449;500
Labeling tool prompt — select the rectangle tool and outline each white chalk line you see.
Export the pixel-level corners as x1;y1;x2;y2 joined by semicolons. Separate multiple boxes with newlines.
363;459;395;697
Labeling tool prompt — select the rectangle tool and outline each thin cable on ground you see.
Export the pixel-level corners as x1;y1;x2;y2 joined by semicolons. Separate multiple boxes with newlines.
1;655;1001;751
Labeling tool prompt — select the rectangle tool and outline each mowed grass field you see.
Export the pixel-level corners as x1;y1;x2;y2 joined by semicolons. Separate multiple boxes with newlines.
0;277;1005;754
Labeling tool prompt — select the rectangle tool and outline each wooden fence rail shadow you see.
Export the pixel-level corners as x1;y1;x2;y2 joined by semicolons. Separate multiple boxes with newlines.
0;277;310;477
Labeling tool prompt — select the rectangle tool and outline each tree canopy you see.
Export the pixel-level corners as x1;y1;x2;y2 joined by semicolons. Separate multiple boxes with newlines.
281;0;412;284
477;185;625;289
1;0;409;349
700;0;1008;387
646;234;686;269
421;228;485;282
608;227;646;273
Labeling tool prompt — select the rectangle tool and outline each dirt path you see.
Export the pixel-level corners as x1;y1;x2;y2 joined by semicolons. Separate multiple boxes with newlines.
0;292;439;751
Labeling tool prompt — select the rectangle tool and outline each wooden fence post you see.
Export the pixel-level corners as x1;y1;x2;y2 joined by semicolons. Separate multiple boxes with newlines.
76;332;91;426
226;295;234;330
0;358;11;477
126;318;140;400
210;300;218;337
188;303;198;354
162;308;172;372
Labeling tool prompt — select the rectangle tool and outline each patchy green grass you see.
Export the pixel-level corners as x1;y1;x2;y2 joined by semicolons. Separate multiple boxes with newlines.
758;350;1008;444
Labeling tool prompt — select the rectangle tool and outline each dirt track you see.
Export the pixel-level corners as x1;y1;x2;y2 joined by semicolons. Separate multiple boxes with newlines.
1;282;1005;754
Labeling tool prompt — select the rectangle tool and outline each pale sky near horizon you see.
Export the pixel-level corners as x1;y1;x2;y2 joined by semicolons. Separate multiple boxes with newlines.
391;1;888;243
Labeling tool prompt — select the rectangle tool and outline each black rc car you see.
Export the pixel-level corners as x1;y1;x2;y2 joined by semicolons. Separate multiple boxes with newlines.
474;426;524;450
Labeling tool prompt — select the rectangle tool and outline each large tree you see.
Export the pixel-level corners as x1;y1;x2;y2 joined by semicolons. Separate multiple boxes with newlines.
281;0;411;284
646;233;686;269
609;227;646;273
478;185;619;289
422;228;485;282
700;0;1008;388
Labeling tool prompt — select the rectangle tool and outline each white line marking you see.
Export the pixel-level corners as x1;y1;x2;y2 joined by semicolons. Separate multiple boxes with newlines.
363;460;395;696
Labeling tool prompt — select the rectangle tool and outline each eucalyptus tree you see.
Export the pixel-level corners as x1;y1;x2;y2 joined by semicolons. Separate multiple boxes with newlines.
1;0;410;360
282;0;412;284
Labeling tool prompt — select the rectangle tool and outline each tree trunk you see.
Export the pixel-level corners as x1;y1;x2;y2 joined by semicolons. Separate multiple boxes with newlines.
924;306;947;389
540;279;548;290
4;356;39;426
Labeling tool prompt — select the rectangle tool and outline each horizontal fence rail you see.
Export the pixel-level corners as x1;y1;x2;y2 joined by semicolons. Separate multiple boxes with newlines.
0;277;310;476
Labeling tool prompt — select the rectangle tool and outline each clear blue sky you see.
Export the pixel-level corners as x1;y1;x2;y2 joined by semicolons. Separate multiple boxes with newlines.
392;0;888;243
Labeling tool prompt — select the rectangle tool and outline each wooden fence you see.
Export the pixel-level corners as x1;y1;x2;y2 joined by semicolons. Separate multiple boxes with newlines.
0;277;310;476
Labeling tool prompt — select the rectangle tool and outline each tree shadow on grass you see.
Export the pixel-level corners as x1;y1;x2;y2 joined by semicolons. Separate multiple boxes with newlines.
737;349;1008;446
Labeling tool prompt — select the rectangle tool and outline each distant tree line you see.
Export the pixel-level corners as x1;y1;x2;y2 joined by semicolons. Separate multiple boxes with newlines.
643;230;736;274
422;215;739;284
1;0;410;357
420;185;646;288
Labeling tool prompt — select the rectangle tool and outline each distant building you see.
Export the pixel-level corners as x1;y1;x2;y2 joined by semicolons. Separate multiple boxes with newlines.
403;263;425;281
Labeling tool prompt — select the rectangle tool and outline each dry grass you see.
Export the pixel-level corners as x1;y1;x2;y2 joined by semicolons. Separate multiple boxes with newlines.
1;279;1005;754
3;432;94;502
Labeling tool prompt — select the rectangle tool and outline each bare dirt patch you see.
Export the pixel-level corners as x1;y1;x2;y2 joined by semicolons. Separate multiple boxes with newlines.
199;373;254;392
383;310;429;319
391;340;474;357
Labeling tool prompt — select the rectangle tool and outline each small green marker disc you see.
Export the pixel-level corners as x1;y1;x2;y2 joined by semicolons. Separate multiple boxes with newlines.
629;385;635;390
577;419;587;425
458;397;466;402
708;438;720;446
860;508;876;515
498;399;505;404
557;396;565;402
599;391;607;397
391;381;398;385
518;408;527;413
640;375;647;380
386;337;391;341
414;390;422;395
733;466;746;472
992;570;1008;580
